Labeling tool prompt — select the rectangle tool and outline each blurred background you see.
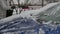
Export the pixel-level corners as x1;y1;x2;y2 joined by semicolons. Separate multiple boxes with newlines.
0;0;60;19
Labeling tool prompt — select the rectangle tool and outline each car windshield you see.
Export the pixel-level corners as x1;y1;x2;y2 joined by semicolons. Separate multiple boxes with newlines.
37;4;60;23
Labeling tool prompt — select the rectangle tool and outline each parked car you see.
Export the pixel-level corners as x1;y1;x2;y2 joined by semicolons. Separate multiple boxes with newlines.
20;2;60;24
32;2;60;24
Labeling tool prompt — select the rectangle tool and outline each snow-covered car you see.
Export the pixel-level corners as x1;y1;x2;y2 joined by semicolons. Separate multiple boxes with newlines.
20;2;60;24
33;2;60;24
